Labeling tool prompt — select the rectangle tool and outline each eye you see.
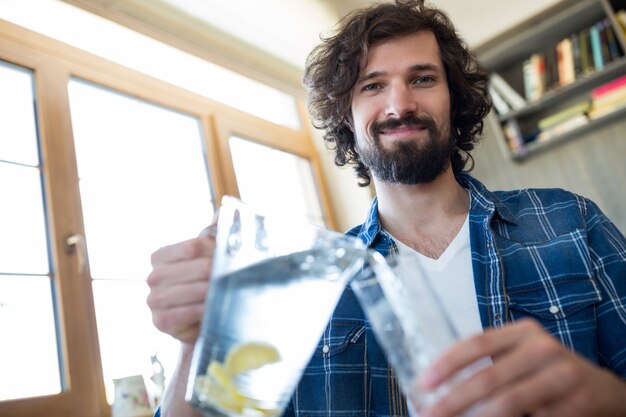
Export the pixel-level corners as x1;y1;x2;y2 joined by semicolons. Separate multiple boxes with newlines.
362;82;382;92
412;76;435;85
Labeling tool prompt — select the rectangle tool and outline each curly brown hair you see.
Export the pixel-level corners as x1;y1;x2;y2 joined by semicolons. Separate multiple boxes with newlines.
303;0;492;187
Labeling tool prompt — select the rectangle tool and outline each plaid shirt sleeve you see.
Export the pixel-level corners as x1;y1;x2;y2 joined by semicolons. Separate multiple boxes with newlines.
584;197;626;376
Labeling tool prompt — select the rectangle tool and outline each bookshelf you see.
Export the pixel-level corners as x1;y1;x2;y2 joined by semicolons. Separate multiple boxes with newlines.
474;0;626;161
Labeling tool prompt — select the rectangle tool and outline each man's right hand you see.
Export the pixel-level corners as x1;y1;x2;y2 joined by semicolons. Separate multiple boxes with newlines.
146;227;216;344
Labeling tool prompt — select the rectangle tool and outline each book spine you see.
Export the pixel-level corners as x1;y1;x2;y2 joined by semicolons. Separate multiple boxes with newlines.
490;72;527;109
591;74;626;98
537;101;591;130
502;119;527;154
590;23;604;71
617;10;626;38
604;22;623;61
537;114;589;142
571;33;582;79
556;40;566;86
578;29;591;76
523;54;545;101
544;46;559;92
592;85;626;108
560;37;575;85
489;86;511;115
599;19;612;65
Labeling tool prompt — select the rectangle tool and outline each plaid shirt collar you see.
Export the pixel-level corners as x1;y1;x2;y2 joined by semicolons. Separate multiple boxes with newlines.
355;172;516;248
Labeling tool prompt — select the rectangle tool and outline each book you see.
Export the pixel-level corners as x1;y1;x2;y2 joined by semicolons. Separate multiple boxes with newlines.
591;74;626;99
578;28;594;75
588;97;626;120
489;72;527;109
592;85;626;110
531;53;545;100
522;59;533;101
489;86;511;115
599;20;612;64
605;20;622;61
537;114;589;142
590;22;604;71
558;37;576;86
570;33;582;78
537;101;591;130
616;10;626;38
522;56;545;102
502;119;527;154
543;46;560;92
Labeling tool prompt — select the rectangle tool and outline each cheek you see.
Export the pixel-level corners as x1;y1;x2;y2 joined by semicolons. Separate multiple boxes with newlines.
350;110;369;139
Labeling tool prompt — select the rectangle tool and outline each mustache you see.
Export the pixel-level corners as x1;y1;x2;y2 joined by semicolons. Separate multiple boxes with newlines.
371;114;437;137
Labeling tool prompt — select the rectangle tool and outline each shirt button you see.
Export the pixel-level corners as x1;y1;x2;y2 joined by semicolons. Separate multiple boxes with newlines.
549;305;560;315
322;345;330;354
494;313;501;320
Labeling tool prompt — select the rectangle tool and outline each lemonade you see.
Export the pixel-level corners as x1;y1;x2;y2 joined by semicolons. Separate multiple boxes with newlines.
188;247;365;417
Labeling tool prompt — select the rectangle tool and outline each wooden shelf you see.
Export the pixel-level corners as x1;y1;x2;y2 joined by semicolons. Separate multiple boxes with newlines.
477;0;626;161
511;104;626;160
499;58;626;122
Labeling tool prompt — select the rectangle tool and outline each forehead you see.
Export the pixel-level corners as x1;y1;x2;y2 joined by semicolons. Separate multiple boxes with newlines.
361;30;442;73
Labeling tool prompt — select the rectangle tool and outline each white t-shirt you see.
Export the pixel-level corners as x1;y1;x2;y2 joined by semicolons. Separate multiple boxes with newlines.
389;214;484;339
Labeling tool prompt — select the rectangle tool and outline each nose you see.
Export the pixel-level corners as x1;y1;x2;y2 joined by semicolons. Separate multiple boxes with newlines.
385;83;418;119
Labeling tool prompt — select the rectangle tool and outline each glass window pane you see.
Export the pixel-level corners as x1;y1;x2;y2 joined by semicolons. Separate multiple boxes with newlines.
229;136;325;226
0;163;48;274
0;61;39;166
92;280;179;405
68;79;215;280
0;275;61;401
68;78;215;403
0;0;301;129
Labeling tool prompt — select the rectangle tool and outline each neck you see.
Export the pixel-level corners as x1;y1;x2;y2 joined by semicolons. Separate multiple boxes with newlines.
373;168;469;244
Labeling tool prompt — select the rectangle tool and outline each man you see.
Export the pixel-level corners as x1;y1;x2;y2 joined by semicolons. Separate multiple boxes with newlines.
147;1;626;416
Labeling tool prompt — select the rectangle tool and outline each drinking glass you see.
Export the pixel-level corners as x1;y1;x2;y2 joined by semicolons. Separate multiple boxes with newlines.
186;196;368;417
351;252;489;416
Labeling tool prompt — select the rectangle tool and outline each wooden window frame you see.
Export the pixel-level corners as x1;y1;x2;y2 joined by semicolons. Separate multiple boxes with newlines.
0;17;333;417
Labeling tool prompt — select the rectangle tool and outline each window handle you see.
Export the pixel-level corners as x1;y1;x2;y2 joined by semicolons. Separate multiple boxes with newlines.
66;234;88;275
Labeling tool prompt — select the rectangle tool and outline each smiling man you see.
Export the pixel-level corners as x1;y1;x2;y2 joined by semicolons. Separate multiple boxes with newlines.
146;1;626;417
352;31;454;186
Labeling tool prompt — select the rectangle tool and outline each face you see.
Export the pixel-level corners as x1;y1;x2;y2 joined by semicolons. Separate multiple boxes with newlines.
350;31;454;184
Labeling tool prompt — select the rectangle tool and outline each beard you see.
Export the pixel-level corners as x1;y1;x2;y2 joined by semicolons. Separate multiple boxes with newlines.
357;114;455;185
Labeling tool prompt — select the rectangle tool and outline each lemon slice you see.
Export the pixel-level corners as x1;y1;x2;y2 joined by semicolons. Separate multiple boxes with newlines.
196;343;281;414
207;360;232;387
224;342;281;376
195;360;246;412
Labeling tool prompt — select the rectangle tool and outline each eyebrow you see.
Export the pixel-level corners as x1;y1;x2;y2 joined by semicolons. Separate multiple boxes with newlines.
356;63;441;85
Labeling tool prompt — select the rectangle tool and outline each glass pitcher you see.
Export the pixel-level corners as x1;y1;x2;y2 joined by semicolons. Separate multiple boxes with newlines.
186;196;368;417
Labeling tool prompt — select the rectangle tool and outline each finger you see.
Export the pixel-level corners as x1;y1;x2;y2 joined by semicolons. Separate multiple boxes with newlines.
199;209;220;238
151;236;214;265
421;319;542;388
472;359;581;417
146;279;209;310
424;335;570;417
151;305;204;344
147;257;212;288
199;224;218;238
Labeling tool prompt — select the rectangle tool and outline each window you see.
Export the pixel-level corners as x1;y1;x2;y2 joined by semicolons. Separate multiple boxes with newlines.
0;5;333;416
0;0;301;129
68;79;215;401
229;136;325;226
0;62;61;401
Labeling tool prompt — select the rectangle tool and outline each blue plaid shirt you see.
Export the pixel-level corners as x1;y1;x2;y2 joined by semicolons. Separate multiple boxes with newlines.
285;172;626;417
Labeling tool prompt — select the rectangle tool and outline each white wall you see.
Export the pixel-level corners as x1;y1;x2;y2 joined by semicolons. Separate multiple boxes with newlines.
309;127;373;232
